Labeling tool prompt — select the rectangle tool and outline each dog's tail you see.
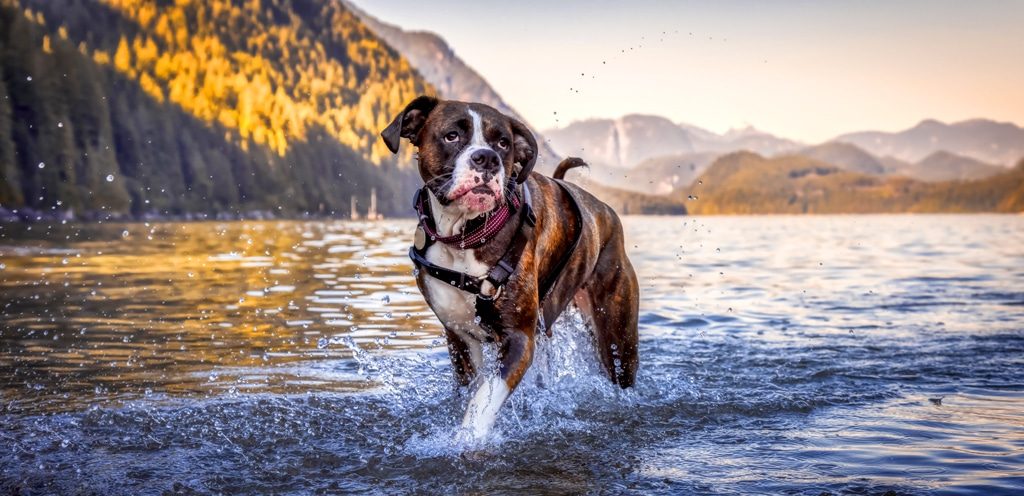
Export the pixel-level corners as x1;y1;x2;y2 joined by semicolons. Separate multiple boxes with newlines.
552;157;588;180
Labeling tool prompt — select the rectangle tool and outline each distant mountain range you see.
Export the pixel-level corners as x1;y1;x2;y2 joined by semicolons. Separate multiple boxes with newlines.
896;151;1007;182
682;152;1024;214
547;114;1022;198
1;0;1020;218
544;116;799;170
837;119;1024;167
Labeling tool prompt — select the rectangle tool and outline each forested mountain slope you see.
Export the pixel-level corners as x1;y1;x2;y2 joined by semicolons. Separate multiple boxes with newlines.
0;0;431;219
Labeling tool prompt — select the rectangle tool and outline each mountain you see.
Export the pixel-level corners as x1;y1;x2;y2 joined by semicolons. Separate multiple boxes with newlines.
681;152;1024;214
547;152;715;195
346;1;561;169
545;115;694;169
596;153;717;194
791;142;1004;182
346;2;513;122
691;125;801;157
836;119;1024;167
890;151;1005;182
796;142;886;175
545;117;800;171
575;177;687;215
0;0;431;219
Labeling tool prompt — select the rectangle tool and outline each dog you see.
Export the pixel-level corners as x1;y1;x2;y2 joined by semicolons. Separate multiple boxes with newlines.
381;96;639;441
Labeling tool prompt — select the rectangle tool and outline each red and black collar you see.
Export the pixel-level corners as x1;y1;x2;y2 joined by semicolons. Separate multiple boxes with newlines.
412;179;526;251
409;177;534;297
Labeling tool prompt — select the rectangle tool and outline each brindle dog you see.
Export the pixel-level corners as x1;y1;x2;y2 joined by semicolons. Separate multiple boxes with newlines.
381;96;639;441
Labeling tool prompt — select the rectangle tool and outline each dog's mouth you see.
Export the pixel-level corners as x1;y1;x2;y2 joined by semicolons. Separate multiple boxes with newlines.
445;181;503;213
447;182;500;200
464;185;496;198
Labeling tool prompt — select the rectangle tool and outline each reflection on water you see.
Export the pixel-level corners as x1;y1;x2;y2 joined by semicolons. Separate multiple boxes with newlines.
0;221;435;410
1;215;1023;494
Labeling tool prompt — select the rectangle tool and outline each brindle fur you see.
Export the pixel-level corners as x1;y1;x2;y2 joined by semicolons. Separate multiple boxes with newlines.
382;96;639;409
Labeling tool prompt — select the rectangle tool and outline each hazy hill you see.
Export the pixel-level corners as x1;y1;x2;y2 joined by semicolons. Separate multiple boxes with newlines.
795;142;1004;182
545;115;695;169
346;1;561;169
836;118;1024;167
546;117;799;171
682;152;1024;214
889;151;1006;182
618;152;716;193
346;2;514;121
0;0;431;219
546;152;714;196
558;175;687;215
797;142;886;175
690;124;801;156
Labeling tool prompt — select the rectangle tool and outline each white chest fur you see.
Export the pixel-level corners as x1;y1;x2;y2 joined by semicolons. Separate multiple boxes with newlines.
422;242;490;342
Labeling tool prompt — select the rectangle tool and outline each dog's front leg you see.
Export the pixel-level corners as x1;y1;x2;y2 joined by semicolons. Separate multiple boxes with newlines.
459;328;534;441
444;327;481;387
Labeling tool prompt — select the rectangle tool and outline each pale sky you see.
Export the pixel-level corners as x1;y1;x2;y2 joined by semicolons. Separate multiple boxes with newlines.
349;0;1024;143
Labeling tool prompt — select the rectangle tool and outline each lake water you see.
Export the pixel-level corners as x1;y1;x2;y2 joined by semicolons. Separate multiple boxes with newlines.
1;215;1022;495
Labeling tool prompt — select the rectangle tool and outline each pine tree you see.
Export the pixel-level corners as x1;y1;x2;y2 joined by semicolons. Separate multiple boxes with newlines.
0;63;24;205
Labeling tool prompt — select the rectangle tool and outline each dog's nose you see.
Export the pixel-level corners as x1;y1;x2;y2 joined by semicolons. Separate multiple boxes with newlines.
470;149;500;172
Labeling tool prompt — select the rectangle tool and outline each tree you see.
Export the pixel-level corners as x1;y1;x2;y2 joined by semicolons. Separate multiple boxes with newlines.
0;63;24;205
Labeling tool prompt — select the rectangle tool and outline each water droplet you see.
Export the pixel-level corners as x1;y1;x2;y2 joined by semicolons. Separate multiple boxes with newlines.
381;295;390;304
317;337;329;349
121;230;129;238
106;174;115;182
57;122;63;128
38;162;45;169
26;76;32;81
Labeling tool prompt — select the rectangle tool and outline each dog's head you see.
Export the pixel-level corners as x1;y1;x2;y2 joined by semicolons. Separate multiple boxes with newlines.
381;96;538;216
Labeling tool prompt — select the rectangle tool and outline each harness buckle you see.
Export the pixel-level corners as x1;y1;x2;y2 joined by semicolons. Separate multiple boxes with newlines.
478;282;502;301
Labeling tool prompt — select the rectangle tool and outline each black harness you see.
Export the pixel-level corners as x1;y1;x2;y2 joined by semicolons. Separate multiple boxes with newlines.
409;178;584;335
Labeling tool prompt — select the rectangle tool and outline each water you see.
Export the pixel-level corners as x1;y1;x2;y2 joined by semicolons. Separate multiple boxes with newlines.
1;215;1022;495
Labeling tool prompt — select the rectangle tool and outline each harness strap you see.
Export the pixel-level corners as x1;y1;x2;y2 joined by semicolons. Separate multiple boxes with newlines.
409;247;485;294
474;188;535;333
409;179;583;336
484;184;535;290
410;183;534;296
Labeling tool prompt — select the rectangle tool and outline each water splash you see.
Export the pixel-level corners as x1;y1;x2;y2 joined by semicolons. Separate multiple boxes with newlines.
398;306;632;457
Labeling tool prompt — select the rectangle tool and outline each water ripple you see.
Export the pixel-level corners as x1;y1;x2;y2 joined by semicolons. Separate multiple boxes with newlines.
1;215;1023;494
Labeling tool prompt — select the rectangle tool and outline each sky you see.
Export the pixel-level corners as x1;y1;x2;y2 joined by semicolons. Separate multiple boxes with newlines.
348;0;1024;144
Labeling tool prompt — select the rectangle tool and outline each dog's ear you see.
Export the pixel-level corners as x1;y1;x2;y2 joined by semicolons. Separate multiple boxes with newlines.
509;119;537;184
381;96;439;154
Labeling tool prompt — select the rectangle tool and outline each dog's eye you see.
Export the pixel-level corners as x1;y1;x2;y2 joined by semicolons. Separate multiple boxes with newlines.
496;137;510;150
444;132;459;143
